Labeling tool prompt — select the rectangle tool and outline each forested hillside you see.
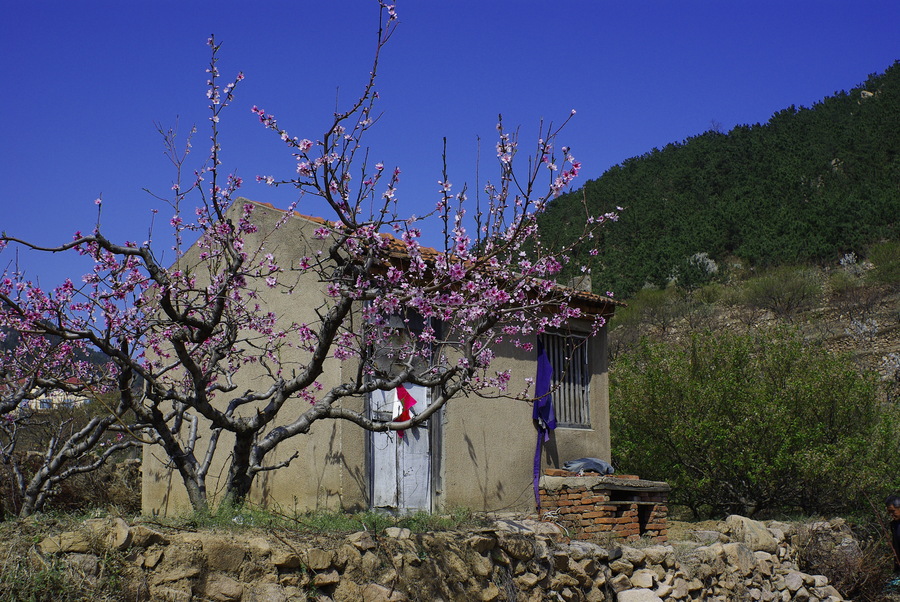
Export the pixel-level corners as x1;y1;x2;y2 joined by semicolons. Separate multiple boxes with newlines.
543;61;900;297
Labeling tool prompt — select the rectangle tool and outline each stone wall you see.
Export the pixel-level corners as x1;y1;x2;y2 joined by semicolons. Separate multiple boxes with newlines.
540;474;670;543
26;514;849;601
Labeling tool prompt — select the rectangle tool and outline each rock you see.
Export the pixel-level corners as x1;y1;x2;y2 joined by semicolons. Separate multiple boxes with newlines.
492;518;564;537
816;585;842;598
784;571;805;593
724;515;778;553
348;531;377;551
551;573;580;589
245;582;288;602
498;534;533;560
654;582;673;598
39;531;92;554
609;558;634;576
722;542;756;577
333;580;362;602
361;583;407;601
689;529;722;544
565;541;608;561
19;514;863;602
305;547;336;571
464;534;495;553
515;572;541;588
767;527;786;544
587;587;606;602
335;543;361;572
150;583;193;602
66;553;100;578
616;589;663;602
610;573;633;593
143;547;164;569
202;574;244;601
271;549;301;569
641;545;674;567
383;527;411;539
248;536;273;557
150;564;202;586
480;583;501;601
672;577;690;598
444;550;469;582
202;535;246;572
621;546;646;565
631;568;656;588
312;570;340;587
470;552;493;577
131;525;168;548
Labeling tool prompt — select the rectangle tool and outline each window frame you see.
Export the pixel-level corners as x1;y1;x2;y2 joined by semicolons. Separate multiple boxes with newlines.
541;331;591;429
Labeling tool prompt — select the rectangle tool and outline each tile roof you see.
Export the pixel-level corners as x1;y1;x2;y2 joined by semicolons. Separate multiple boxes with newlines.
240;198;622;316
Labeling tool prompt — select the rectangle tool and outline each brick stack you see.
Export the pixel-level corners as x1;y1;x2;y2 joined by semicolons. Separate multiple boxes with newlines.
538;472;670;542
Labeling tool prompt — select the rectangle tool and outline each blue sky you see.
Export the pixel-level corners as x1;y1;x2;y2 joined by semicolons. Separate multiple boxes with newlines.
2;1;898;287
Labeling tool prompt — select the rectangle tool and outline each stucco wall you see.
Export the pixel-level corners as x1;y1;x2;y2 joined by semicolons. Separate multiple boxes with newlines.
142;199;359;516
142;198;612;516
440;328;611;513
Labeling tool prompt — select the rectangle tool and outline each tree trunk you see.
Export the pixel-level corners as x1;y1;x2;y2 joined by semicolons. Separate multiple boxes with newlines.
223;432;254;507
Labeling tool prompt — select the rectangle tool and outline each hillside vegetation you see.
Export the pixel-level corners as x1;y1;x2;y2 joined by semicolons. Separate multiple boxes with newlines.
542;61;900;297
607;251;900;519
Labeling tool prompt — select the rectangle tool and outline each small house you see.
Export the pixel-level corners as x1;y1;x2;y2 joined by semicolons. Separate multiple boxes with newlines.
142;199;618;516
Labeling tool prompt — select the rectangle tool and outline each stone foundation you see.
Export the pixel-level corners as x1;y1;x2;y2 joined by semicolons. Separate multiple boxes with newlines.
539;473;671;542
23;514;850;601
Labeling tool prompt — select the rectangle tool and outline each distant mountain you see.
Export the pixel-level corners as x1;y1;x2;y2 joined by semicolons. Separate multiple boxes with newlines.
542;61;900;297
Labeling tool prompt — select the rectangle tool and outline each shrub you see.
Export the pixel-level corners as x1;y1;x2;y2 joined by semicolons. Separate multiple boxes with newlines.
740;265;823;318
868;240;900;286
610;328;900;518
829;269;884;320
673;252;719;291
795;518;894;602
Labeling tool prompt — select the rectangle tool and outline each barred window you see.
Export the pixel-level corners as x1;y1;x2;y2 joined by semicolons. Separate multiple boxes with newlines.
542;333;591;428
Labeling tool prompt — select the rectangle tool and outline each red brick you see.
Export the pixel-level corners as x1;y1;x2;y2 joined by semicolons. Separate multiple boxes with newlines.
543;469;570;477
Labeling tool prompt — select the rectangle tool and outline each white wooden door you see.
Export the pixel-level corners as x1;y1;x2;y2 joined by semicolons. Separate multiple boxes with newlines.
370;384;432;513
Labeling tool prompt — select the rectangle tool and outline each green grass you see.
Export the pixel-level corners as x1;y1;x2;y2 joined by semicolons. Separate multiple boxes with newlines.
154;503;488;535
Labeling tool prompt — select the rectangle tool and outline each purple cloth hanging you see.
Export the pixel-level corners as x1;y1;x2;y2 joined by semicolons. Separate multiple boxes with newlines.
533;338;556;436
533;338;556;509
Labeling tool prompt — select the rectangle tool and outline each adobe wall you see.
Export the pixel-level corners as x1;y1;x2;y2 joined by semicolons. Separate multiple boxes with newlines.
142;200;363;516
441;329;612;513
142;197;614;516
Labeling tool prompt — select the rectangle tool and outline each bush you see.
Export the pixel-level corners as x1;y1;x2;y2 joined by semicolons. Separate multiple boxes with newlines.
611;287;687;336
795;518;894;602
829;269;884;320
868;240;900;286
610;329;900;518
740;265;823;318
